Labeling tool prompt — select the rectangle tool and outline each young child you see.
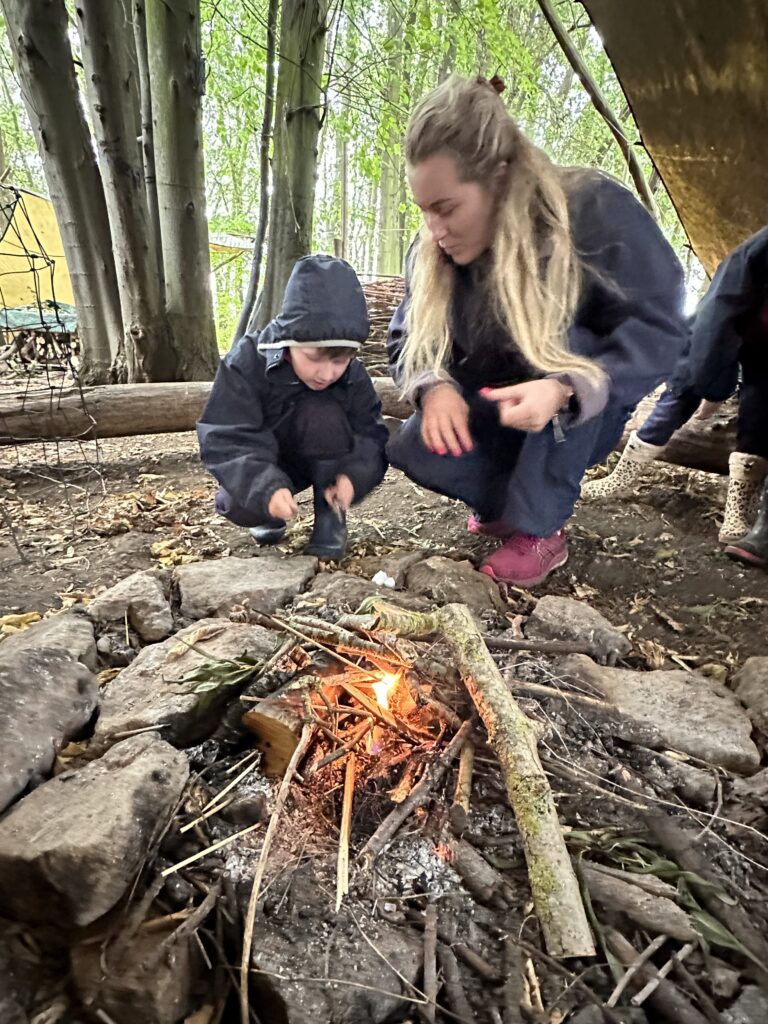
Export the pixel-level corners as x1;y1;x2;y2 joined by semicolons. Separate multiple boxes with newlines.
197;255;388;560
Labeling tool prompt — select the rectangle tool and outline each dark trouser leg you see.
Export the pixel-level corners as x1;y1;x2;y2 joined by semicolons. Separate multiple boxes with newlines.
281;392;353;558
736;344;768;459
387;395;525;521
637;386;701;446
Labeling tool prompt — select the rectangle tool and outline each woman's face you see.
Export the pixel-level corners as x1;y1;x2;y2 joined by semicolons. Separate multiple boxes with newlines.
408;152;497;265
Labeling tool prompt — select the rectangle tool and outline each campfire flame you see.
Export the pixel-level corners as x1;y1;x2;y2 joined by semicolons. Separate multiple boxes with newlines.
372;672;399;710
368;672;399;754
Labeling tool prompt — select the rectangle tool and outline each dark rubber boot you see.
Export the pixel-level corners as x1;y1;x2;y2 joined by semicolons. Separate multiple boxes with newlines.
249;517;287;546
307;460;347;560
725;479;768;568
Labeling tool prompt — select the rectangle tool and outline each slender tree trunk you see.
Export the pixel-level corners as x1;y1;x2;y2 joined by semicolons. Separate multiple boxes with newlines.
376;4;403;276
0;120;6;181
133;0;165;307
0;67;35;189
236;0;279;342
76;0;171;383
254;0;330;329
146;0;219;379
1;0;122;383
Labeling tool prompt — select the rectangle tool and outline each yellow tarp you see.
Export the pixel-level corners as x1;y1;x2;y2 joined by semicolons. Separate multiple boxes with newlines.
0;186;74;307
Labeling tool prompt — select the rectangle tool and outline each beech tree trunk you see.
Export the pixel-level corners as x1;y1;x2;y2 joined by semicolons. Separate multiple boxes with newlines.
1;0;122;383
236;0;279;342
76;0;171;383
145;0;218;378
254;0;329;329
376;4;403;276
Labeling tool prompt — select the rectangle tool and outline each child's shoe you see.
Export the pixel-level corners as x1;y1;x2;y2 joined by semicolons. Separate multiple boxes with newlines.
249;519;287;545
479;530;568;587
307;488;347;559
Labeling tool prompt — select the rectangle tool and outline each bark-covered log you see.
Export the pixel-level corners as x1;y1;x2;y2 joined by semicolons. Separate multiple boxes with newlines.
0;378;413;445
626;393;736;475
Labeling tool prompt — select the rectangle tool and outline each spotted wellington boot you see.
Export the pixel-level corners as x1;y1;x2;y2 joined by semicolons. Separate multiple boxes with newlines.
719;452;768;543
581;431;664;500
724;479;768;567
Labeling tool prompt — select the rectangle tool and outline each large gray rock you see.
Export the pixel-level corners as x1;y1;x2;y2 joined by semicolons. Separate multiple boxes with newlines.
732;657;768;736
558;654;760;774
0;647;98;813
0;612;96;671
93;619;277;749
525;595;631;665
724;986;768;1024
0;734;188;927
72;927;200;1024
405;555;506;617
176;554;317;619
87;571;173;643
300;571;432;615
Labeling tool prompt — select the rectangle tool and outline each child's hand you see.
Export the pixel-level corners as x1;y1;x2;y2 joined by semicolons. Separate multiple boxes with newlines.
481;379;570;432
268;488;298;521
324;474;354;512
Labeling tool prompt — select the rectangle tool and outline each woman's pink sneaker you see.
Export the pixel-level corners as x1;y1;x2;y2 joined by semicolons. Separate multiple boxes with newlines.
467;514;514;539
479;530;568;587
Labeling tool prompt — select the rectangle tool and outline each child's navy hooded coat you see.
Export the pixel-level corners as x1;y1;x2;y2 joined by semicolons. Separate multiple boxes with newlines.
197;256;388;521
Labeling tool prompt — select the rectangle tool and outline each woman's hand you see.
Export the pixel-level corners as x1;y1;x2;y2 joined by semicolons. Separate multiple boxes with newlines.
267;487;299;521
421;383;474;456
324;474;355;511
481;379;571;432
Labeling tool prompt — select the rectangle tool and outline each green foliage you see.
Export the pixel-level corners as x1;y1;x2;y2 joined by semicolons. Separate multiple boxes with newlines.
1;0;701;334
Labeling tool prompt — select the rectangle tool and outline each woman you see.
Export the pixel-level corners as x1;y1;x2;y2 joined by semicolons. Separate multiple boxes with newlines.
387;75;688;587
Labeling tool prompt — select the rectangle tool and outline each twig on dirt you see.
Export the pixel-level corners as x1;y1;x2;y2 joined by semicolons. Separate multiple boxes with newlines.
524;957;544;1016
508;678;612;710
157;881;221;952
605;933;668;1006
694;774;723;842
606;931;708;1024
421;900;438;1024
483;634;594;656
112;723;166;739
404;670;464;731
631;942;696;1006
360;720;473;861
182;757;260;831
437;944;475;1024
226;750;260;775
406;907;503;984
515;939;624;1024
306;719;373;775
162;822;263;877
449;739;475;833
336;751;356;912
502;937;524;1024
672;958;724;1024
180;795;236;833
240;724;315;1024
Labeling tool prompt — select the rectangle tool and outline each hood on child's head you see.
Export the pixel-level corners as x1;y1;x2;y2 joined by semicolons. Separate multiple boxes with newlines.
257;255;370;364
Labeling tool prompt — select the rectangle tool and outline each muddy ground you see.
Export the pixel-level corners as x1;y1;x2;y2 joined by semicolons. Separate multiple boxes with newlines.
2;430;767;670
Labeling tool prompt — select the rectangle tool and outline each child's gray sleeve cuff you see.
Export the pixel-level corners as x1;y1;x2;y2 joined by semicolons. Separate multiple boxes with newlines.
547;369;609;426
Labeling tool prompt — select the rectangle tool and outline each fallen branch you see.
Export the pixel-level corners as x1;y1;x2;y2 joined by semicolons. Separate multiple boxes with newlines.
449;739;475;833
240;724;315;1024
368;601;595;959
421;901;438;1024
437;944;475;1024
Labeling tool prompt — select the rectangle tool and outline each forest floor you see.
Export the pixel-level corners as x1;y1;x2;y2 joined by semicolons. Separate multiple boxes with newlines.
2;428;767;671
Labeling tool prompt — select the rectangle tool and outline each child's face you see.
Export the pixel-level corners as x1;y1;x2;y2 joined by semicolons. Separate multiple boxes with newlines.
288;347;354;390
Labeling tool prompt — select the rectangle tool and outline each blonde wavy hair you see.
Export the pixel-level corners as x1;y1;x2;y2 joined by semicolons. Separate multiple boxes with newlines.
400;75;603;396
